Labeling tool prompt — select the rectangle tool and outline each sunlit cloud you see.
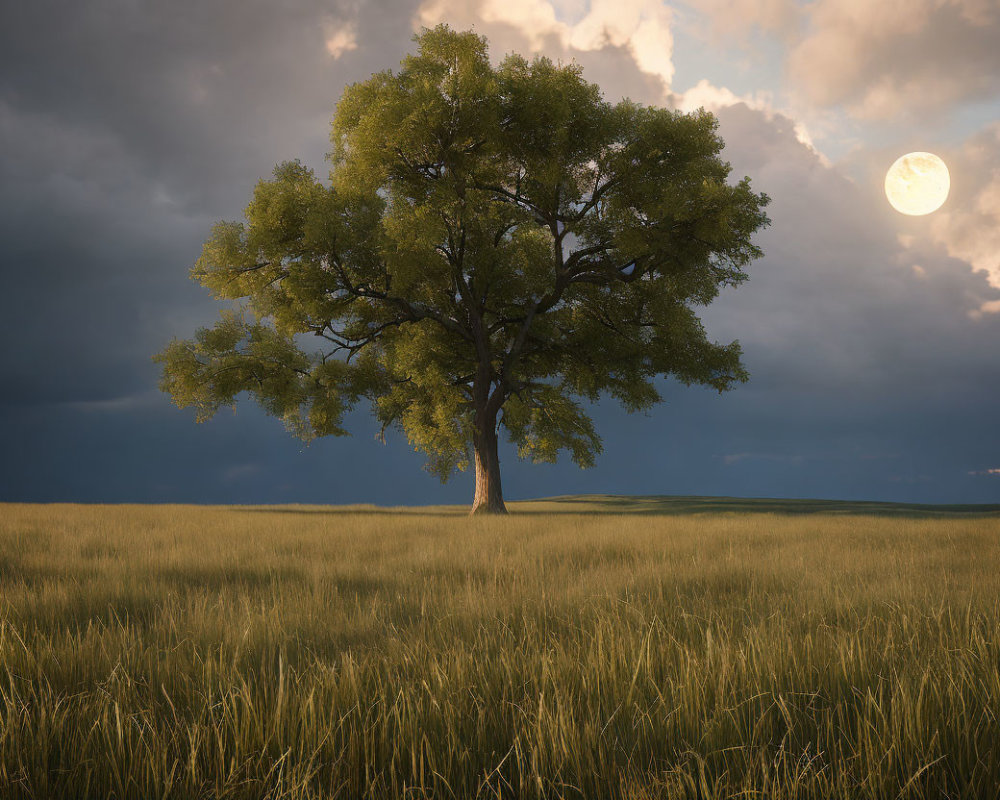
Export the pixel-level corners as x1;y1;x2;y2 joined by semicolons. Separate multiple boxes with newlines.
324;22;358;59
416;0;675;88
787;0;1000;119
675;79;829;165
881;123;1000;314
929;124;1000;294
682;0;800;42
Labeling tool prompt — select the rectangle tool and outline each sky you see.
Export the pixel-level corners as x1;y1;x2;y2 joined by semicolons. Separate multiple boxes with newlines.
2;0;999;506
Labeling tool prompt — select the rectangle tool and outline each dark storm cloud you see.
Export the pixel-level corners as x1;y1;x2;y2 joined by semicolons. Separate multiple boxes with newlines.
704;103;1000;395
691;103;1000;499
2;0;999;504
0;0;413;205
0;0;422;406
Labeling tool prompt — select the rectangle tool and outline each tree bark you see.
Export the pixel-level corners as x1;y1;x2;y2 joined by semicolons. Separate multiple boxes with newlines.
470;409;507;515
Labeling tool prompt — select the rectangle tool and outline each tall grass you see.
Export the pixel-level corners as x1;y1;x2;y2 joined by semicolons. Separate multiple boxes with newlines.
1;501;999;798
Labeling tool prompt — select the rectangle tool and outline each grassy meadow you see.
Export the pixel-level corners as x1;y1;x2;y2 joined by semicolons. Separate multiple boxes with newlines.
1;497;1000;799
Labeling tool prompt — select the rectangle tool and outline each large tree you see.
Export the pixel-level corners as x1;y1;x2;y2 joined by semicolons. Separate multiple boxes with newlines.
155;26;770;514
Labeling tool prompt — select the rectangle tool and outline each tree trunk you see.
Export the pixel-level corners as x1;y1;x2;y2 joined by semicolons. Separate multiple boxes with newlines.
470;411;507;515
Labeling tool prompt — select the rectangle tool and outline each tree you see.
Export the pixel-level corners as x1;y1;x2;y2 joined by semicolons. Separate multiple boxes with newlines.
155;25;770;514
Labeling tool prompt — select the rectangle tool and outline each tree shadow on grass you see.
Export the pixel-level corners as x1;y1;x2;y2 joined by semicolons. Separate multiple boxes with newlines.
238;506;464;519
234;495;1000;519
518;494;1000;519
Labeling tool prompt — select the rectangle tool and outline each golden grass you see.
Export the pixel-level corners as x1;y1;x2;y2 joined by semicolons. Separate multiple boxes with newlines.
1;500;999;798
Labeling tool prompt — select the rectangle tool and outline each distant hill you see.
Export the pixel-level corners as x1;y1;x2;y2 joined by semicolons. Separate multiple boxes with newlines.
514;494;1000;518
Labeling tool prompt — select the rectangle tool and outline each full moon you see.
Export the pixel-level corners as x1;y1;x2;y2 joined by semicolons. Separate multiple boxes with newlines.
885;152;950;216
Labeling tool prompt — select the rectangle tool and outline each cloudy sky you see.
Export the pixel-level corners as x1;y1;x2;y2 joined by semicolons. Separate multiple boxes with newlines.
2;0;999;506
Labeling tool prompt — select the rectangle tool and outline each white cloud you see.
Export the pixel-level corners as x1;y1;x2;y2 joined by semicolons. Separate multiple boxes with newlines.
675;78;752;112
324;22;358;58
479;0;566;48
568;0;675;85
674;79;829;164
695;100;1000;407
416;0;675;88
787;0;1000;119
682;0;800;41
880;123;1000;312
975;300;1000;317
928;123;1000;293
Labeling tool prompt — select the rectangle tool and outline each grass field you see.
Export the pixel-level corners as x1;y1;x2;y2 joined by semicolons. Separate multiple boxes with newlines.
1;497;1000;799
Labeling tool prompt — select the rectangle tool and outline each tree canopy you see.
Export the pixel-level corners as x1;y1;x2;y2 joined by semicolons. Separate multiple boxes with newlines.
155;25;770;513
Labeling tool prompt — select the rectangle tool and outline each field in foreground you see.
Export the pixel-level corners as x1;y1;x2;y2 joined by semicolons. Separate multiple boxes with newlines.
1;498;1000;799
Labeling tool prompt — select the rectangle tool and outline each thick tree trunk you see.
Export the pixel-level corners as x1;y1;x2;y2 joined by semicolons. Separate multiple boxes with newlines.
470;411;507;515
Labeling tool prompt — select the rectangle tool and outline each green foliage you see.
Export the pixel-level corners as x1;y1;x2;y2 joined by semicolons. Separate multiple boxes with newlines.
155;25;769;480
